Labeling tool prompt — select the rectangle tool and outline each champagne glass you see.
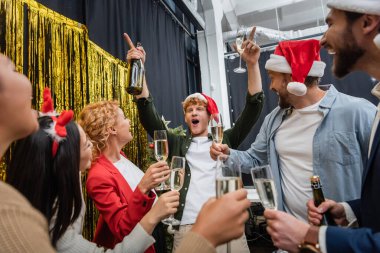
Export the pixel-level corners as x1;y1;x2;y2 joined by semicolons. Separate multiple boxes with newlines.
234;26;247;74
250;165;277;210
154;130;169;192
216;155;242;253
210;113;223;144
162;156;186;225
251;165;287;253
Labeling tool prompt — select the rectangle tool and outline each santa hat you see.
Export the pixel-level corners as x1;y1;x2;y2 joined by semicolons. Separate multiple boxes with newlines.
327;0;380;50
265;39;326;96
327;0;380;16
183;93;219;115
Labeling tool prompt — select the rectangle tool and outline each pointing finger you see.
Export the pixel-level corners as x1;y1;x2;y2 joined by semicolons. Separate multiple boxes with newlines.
123;33;135;49
248;26;256;41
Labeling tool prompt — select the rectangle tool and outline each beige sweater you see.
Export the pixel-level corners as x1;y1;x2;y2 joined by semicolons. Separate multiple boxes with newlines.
0;181;55;253
174;232;216;253
0;180;215;253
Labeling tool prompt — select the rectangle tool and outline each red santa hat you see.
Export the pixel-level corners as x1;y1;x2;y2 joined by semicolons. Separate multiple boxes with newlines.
327;0;380;50
183;92;219;115
265;39;326;96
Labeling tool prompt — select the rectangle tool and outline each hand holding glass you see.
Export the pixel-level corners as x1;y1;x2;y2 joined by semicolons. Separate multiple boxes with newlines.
215;155;242;253
161;156;185;225
251;165;287;253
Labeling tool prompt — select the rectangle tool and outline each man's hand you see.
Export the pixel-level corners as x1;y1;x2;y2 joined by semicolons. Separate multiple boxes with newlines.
123;33;146;64
234;27;260;67
307;199;348;226
210;142;230;160
265;209;310;252
138;161;170;194
191;189;250;247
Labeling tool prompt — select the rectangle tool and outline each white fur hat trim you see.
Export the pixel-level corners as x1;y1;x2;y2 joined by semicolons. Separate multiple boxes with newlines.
184;93;207;103
265;54;326;77
327;0;380;16
374;34;380;50
43;121;65;142
287;82;307;96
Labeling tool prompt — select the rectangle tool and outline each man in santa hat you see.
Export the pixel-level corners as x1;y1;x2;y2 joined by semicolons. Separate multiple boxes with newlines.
252;1;380;252
125;27;263;252
211;38;376;223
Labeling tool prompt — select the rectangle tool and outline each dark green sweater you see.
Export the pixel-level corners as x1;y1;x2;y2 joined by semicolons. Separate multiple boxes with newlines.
135;91;264;222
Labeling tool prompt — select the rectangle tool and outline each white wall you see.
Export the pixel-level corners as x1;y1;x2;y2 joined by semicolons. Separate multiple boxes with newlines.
197;0;231;128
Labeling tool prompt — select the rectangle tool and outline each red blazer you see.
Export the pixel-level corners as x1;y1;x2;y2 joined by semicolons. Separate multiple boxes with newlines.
86;153;156;252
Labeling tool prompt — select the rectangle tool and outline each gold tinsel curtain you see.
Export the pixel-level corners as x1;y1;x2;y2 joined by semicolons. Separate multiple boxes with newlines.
0;0;148;241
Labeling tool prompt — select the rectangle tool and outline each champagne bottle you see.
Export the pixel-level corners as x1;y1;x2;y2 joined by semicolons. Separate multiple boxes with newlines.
310;175;337;226
126;42;144;95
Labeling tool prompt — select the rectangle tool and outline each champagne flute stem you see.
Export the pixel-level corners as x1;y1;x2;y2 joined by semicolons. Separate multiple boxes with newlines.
239;56;242;69
227;242;231;253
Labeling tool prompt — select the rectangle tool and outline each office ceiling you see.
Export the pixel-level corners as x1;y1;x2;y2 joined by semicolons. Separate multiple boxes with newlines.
220;0;329;32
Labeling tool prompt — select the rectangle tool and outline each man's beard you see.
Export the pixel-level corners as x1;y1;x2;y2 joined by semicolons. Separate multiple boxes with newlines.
278;94;291;109
333;28;365;78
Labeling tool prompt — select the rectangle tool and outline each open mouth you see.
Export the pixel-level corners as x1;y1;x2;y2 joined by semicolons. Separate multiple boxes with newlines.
191;119;200;126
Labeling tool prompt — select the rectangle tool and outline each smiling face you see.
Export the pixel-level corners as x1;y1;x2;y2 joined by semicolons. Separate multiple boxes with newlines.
268;71;293;109
320;9;365;78
183;99;210;137
0;54;38;144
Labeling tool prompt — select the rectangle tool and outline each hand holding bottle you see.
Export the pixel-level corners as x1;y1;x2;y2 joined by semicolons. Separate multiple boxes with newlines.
123;33;146;64
123;32;146;95
307;199;348;226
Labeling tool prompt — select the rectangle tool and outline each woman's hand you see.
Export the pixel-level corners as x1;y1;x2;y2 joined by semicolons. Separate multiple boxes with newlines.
138;161;170;194
139;191;180;234
151;191;180;222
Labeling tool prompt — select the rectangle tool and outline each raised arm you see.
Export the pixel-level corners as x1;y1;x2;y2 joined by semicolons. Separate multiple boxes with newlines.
224;27;264;148
240;27;262;96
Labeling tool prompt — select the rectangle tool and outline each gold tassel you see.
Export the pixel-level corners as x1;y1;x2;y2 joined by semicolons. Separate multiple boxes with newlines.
0;0;149;241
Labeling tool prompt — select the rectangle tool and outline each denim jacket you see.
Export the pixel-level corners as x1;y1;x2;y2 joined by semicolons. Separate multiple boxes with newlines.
230;85;377;212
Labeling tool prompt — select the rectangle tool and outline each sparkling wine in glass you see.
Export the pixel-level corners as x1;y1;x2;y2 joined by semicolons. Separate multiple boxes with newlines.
251;165;277;210
216;155;242;197
154;130;168;162
215;155;242;253
162;156;186;225
154;130;170;192
234;26;247;74
210;113;223;144
251;165;287;253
